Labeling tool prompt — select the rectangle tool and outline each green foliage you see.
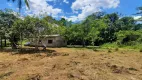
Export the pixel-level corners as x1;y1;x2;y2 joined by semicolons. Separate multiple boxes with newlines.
119;17;135;30
0;9;18;48
140;49;142;52
116;30;142;45
0;7;142;49
101;43;118;49
108;48;112;53
88;19;108;45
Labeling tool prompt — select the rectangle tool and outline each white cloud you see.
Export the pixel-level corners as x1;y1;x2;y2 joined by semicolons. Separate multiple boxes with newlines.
133;16;141;20
7;3;12;7
25;0;62;17
46;0;69;4
67;0;120;22
46;0;55;1
63;0;69;4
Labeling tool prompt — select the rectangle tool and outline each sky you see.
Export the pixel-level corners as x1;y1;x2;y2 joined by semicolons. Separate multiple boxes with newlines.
0;0;142;22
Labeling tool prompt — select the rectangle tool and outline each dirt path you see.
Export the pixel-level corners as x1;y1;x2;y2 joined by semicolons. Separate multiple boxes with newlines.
0;48;142;80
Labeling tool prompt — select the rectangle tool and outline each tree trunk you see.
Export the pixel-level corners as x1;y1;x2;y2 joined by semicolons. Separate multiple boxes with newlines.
20;33;23;49
35;36;39;51
91;38;95;46
0;37;2;49
11;36;17;49
12;42;17;49
4;37;6;47
92;41;95;46
82;39;86;47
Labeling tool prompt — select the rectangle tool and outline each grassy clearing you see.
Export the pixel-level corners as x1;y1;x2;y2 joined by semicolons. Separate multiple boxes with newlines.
0;48;142;80
101;43;142;52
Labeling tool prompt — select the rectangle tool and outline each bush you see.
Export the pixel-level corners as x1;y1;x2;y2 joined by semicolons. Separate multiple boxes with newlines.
116;30;142;46
101;43;118;49
140;49;142;52
108;49;112;53
93;48;98;52
115;48;119;51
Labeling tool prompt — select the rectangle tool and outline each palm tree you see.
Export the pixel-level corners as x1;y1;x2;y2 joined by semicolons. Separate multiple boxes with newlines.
7;0;29;11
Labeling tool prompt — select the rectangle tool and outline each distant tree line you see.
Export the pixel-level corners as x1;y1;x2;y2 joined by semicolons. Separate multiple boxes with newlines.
0;7;142;49
60;12;142;47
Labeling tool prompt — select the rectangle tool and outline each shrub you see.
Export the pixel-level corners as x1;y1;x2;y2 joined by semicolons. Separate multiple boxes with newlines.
140;49;142;52
93;48;98;52
101;43;118;49
115;48;119;51
108;49;112;53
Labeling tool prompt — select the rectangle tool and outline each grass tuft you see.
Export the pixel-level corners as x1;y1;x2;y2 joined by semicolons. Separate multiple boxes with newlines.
108;49;112;53
140;49;142;52
115;48;119;51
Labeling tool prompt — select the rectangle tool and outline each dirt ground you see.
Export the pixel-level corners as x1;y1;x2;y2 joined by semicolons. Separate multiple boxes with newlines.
0;48;142;80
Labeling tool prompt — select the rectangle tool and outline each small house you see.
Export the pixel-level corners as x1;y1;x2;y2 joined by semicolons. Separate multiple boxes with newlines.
25;35;67;47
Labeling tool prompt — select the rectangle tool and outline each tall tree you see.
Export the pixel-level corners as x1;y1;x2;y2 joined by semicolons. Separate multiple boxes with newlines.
0;9;17;48
88;19;108;46
119;17;135;30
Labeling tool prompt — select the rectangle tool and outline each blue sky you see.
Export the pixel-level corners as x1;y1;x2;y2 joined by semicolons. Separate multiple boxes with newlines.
0;0;141;22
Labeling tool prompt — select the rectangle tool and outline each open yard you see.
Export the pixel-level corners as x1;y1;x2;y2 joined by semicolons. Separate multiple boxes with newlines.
0;48;142;80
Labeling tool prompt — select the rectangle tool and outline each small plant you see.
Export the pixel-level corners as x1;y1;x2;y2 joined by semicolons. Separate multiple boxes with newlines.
128;67;138;71
93;48;98;52
115;48;119;51
67;73;74;78
108;49;112;53
62;53;69;56
47;52;60;57
140;49;142;52
46;53;53;57
0;72;14;79
26;74;41;80
121;51;125;54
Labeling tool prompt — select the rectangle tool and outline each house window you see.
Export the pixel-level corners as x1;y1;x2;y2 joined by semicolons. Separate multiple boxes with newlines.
48;40;53;44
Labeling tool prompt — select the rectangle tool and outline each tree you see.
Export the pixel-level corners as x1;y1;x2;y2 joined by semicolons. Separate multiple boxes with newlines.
88;19;108;46
12;19;25;49
98;13;119;43
87;12;105;20
116;30;142;45
119;17;135;30
0;9;17;48
23;16;51;50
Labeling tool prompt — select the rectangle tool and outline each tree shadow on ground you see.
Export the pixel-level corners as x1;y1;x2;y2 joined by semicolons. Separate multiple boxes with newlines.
66;45;101;50
0;48;56;54
0;48;13;53
67;45;84;48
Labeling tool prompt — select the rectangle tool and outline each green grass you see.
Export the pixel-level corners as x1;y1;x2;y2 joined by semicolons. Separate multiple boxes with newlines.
18;39;29;46
101;42;142;50
100;43;118;49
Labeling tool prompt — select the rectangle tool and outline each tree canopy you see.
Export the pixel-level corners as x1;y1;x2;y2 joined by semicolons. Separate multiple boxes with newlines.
0;7;142;49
